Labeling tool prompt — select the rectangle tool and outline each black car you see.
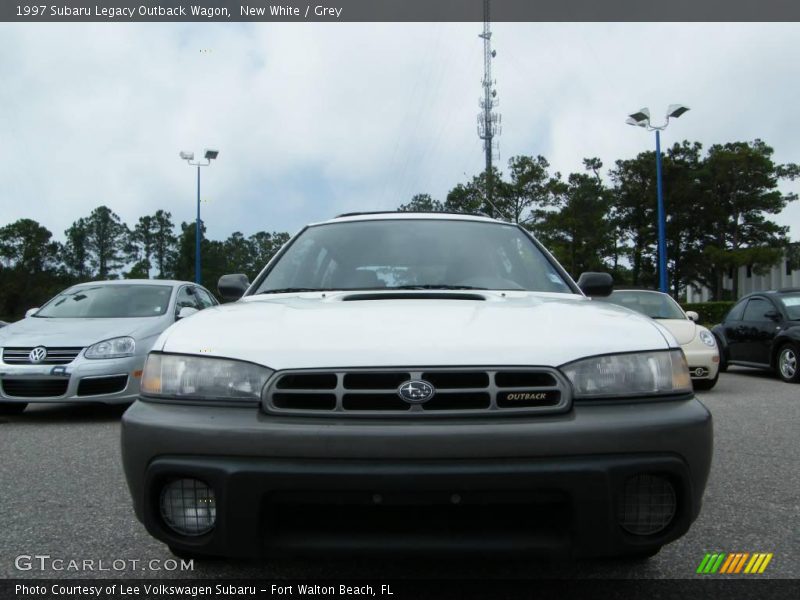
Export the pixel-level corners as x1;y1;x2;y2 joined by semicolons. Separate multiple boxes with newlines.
712;289;800;382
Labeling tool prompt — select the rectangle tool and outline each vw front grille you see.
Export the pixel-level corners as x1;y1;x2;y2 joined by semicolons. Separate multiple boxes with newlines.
263;367;571;417
2;347;83;365
1;378;69;398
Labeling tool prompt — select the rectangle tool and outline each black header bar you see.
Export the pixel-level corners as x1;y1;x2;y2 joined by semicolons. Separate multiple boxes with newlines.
2;0;800;23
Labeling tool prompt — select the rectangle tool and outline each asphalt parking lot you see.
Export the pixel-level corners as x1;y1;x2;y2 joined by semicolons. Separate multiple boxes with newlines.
0;367;797;581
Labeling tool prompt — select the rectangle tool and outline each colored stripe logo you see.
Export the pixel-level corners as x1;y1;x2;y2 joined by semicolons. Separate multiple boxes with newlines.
697;552;773;574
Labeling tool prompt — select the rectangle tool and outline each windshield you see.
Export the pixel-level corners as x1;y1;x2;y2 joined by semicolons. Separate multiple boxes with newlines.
35;285;173;318
779;294;800;320
253;219;573;294
597;290;686;320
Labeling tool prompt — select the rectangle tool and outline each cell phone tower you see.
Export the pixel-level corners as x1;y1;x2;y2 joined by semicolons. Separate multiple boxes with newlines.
477;0;502;217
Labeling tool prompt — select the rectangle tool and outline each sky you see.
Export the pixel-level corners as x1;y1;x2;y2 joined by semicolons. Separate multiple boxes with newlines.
1;22;799;243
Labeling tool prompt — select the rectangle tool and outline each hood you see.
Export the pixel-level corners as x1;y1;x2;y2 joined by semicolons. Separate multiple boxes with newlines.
0;316;167;348
653;318;696;345
157;291;673;370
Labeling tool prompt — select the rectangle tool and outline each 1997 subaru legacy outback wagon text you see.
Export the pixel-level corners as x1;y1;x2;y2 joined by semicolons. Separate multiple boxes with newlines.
121;213;713;560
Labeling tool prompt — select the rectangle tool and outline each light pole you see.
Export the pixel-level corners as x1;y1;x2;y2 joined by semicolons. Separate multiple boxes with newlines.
179;149;219;284
626;105;689;293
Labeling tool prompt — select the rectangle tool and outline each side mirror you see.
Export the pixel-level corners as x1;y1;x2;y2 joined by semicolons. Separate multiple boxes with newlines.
218;273;250;302
577;272;613;298
764;310;780;321
176;306;199;320
25;308;39;318
686;311;699;322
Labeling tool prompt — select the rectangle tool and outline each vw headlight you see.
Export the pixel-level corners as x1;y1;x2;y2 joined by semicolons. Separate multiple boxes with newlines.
698;330;716;347
85;336;135;359
141;353;273;403
561;350;691;399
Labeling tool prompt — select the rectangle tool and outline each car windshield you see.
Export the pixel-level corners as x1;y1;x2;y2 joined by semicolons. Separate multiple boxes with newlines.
597;290;686;320
35;285;172;318
254;219;573;294
778;293;800;320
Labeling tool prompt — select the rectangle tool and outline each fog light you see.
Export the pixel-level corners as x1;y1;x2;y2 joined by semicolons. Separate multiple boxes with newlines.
160;478;216;536
617;474;676;536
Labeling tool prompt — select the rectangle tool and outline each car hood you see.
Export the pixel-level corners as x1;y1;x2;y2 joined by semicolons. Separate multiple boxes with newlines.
653;319;696;345
157;291;674;370
0;316;167;348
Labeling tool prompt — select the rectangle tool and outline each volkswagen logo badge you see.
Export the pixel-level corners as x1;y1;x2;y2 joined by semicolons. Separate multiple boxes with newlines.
397;379;435;404
28;346;47;364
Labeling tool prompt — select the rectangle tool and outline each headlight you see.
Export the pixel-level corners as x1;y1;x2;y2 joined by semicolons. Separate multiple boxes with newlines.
141;353;273;403
698;330;716;347
85;336;135;359
561;349;691;399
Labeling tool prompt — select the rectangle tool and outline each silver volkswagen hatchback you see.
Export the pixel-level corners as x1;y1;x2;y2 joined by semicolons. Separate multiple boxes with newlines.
0;280;217;414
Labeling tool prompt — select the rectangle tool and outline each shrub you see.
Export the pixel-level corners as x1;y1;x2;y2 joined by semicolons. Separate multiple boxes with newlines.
681;302;736;327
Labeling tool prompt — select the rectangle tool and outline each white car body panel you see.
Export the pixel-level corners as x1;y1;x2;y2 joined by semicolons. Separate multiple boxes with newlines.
156;291;675;370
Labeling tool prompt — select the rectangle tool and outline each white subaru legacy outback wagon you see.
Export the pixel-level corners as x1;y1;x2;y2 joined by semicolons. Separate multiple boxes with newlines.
121;212;712;560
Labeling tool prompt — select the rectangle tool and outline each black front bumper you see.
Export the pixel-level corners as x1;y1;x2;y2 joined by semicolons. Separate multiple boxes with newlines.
143;453;697;558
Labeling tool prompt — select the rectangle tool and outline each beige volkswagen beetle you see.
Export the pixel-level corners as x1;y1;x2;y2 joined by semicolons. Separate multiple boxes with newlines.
596;289;720;390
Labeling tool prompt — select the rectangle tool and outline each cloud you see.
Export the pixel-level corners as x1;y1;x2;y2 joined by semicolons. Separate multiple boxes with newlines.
0;22;798;241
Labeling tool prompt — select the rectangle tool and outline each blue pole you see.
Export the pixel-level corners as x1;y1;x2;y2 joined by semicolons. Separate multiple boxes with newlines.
195;165;201;284
655;129;667;293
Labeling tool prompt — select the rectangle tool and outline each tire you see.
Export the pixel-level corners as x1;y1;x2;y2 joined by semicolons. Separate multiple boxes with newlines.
693;372;719;391
776;343;800;383
0;402;27;415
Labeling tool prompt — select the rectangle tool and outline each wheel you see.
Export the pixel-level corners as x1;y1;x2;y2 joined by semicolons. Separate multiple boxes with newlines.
777;343;800;383
0;402;27;415
693;372;719;391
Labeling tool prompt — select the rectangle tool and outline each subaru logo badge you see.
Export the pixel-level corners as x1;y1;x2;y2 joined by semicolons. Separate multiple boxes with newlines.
29;346;47;364
397;380;435;404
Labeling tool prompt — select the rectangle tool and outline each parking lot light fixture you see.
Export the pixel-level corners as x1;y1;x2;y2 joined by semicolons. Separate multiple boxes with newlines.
625;105;690;294
179;149;219;285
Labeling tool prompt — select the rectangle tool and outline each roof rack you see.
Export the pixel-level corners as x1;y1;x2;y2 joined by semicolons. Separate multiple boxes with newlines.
334;210;492;219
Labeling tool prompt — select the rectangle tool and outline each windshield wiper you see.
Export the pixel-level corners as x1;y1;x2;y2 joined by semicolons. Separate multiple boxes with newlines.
256;288;333;295
385;285;489;290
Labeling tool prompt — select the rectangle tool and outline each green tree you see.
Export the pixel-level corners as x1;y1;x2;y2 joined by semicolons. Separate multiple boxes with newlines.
534;159;614;277
0;218;60;273
151;210;177;279
223;232;255;275
695;140;798;299
0;219;65;320
129;215;156;276
170;222;228;294
83;206;129;279
249;231;291;275
398;193;445;213
62;218;91;279
655;141;709;296
444;167;512;216
124;260;151;279
609;152;659;287
504;155;560;225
